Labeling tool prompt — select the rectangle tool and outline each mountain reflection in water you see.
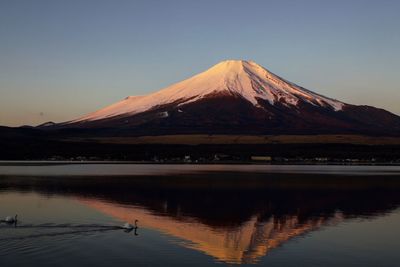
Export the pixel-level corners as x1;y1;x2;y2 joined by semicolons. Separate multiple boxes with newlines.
79;198;344;264
1;172;400;264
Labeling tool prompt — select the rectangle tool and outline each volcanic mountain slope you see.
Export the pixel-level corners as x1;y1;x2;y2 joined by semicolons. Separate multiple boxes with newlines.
59;60;400;135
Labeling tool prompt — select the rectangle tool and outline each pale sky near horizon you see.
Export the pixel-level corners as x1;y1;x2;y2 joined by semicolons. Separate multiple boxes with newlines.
1;0;400;127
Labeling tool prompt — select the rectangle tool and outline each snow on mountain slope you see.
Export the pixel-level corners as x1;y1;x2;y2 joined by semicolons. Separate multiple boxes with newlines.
72;60;345;122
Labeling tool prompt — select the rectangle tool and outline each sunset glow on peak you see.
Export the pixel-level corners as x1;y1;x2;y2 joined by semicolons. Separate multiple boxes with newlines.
70;60;344;123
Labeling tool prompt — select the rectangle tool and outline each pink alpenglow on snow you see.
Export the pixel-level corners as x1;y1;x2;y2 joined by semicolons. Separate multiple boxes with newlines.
73;60;345;122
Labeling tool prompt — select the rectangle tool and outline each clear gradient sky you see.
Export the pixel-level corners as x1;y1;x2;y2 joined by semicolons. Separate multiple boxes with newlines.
1;0;399;126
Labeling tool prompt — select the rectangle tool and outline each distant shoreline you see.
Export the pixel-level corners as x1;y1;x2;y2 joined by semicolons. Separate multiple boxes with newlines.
1;160;400;166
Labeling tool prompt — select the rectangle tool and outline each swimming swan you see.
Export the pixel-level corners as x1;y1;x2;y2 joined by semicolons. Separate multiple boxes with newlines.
122;219;138;230
1;214;18;224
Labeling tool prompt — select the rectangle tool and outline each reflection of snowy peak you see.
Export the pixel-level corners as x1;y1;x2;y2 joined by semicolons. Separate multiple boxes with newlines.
80;197;343;265
60;60;400;136
73;60;344;122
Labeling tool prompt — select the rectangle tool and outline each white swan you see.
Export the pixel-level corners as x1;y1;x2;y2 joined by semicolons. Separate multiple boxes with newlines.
122;219;138;230
1;214;17;224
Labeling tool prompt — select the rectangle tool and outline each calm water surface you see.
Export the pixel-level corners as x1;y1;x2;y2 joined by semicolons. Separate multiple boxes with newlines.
1;164;400;266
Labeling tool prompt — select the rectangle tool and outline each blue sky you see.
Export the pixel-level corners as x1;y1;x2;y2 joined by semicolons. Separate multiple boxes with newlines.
1;0;399;126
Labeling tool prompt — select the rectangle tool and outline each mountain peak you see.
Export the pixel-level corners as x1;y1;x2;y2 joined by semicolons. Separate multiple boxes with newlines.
71;60;345;122
212;59;253;67
206;59;263;75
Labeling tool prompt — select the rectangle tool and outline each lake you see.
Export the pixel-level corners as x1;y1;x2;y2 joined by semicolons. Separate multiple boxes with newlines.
1;163;400;266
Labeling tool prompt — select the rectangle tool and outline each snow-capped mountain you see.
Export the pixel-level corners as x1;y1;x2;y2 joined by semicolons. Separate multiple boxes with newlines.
73;60;344;122
60;60;400;135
